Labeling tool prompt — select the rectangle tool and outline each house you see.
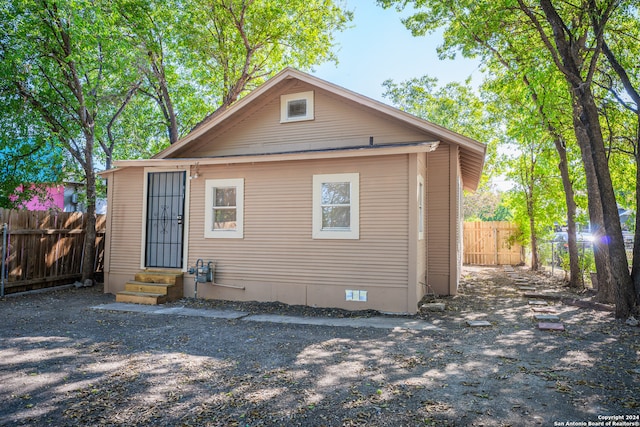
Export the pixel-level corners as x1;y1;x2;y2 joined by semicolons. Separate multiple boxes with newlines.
100;68;485;314
1;141;106;213
14;183;65;211
14;182;107;213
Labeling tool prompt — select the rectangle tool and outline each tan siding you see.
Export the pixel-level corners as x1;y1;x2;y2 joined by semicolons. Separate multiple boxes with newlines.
105;167;145;291
184;154;411;312
416;153;427;303
185;83;436;158
454;148;463;292
426;143;452;295
447;145;460;295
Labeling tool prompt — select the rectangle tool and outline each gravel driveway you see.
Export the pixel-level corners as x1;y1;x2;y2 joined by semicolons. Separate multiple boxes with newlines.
0;266;638;426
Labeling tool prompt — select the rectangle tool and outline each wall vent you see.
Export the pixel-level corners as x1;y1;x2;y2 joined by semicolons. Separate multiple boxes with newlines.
345;290;368;302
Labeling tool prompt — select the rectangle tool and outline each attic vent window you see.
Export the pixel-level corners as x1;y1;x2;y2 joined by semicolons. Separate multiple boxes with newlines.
281;91;314;123
288;99;307;118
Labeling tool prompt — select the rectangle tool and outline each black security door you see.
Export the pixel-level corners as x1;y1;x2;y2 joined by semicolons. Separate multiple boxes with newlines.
145;171;185;268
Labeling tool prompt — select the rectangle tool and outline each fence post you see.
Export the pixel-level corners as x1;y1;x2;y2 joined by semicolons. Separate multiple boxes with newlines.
494;226;498;265
1;223;7;298
551;240;555;276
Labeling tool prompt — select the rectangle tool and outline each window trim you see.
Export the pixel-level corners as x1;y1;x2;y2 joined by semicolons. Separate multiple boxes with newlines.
280;91;314;123
204;178;244;239
312;173;359;240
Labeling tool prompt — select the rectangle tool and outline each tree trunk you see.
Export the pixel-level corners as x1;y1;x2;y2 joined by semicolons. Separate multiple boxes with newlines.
148;52;179;144
574;87;636;317
527;191;539;270
82;196;97;282
535;0;634;317
521;74;582;285
162;82;179;144
82;134;97;283
554;137;582;287
578;132;614;303
633;127;640;299
599;40;640;301
530;216;539;270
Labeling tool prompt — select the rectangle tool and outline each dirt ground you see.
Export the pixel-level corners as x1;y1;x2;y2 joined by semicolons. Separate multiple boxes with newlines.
0;265;638;427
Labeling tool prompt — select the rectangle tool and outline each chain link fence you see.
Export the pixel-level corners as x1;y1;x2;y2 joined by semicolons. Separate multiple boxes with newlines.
537;233;634;287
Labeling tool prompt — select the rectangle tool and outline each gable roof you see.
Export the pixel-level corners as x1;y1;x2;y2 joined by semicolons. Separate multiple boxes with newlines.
121;68;486;190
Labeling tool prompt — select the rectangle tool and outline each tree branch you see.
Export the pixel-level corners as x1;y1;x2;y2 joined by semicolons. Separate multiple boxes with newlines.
600;39;640;111
517;0;581;86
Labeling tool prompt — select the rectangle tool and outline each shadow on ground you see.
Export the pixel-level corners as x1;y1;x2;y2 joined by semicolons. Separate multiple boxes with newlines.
0;266;638;426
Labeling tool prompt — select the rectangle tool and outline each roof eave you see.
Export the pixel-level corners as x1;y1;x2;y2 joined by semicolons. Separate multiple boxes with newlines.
109;140;440;171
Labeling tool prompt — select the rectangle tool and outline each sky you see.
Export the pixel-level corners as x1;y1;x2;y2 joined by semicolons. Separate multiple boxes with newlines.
312;1;483;103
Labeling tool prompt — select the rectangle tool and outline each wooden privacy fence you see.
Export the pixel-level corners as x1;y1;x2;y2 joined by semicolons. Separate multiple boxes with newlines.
463;221;523;266
0;209;105;296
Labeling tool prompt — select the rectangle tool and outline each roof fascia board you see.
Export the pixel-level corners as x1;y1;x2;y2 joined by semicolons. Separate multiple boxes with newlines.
108;141;440;172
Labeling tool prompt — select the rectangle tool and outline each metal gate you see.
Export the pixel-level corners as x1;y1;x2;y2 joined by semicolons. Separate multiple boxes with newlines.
145;171;185;268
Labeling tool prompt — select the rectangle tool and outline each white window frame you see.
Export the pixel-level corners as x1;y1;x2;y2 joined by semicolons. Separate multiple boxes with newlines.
204;178;244;239
312;173;359;240
280;91;314;123
418;175;425;240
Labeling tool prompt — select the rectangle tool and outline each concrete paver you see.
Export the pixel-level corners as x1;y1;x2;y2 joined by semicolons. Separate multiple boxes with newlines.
421;302;446;311
243;314;441;331
467;320;493;327
538;322;565;331
92;303;248;319
533;314;560;321
531;307;557;313
523;292;562;300
499;269;569;332
91;303;441;331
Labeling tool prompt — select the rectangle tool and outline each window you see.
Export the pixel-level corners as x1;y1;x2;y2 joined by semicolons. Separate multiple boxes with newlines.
281;91;314;123
204;179;244;238
418;175;425;240
313;173;359;239
288;99;307;118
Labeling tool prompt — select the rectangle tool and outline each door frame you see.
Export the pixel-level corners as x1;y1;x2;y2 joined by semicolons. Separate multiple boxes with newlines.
140;167;191;271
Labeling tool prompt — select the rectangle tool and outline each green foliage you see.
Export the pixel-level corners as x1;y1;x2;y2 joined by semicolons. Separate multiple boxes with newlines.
463;185;512;221
382;75;500;183
0;0;351;200
185;0;351;102
113;0;352;148
0;138;64;209
0;0;146;210
378;0;637;254
0;60;67;208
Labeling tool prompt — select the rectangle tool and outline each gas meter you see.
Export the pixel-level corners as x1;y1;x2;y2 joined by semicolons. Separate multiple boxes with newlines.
188;259;215;298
